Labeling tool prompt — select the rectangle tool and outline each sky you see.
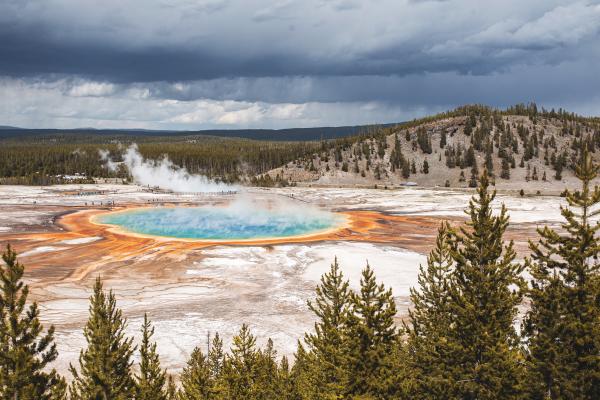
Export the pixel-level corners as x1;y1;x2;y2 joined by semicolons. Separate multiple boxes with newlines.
1;0;599;130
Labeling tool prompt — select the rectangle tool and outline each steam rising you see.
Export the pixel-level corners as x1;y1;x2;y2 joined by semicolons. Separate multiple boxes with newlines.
101;144;235;193
98;149;118;171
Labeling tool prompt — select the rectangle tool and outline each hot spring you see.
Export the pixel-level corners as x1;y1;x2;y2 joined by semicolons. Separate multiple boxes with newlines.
95;205;345;240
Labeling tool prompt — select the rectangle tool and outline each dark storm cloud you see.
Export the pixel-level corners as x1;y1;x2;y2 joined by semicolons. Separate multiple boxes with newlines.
1;0;599;129
2;0;598;83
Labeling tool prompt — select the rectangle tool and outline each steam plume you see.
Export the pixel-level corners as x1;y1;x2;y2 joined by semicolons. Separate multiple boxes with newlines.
102;144;236;193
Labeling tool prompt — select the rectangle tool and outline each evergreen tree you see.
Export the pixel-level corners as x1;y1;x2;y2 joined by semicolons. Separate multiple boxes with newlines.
401;160;410;179
345;264;399;399
69;277;137;400
179;347;212;400
208;333;224;382
406;223;458;399
166;376;177;400
465;146;475;167
524;149;600;399
290;342;314;400
468;162;479;188
485;146;494;175
137;314;168;400
0;244;65;400
500;158;510;179
554;158;563;180
278;356;296;400
254;338;280;399
221;324;259;399
303;258;351;399
447;171;525;399
204;333;226;398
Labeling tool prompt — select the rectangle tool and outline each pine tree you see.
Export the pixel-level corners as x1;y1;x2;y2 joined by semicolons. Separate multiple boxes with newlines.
0;244;65;400
69;277;137;400
278;356;295;400
345;264;399;399
406;223;458;399
205;333;226;398
166;376;177;400
468;162;479;188
402;160;410;179
290;342;314;400
254;338;280;399
179;347;212;400
500;157;510;179
485;147;494;175
303;257;351;398
221;324;258;399
524;149;600;399
137;314;168;400
208;333;224;382
447;171;525;399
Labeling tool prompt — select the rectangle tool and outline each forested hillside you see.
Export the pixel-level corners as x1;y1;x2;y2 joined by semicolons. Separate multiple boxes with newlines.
267;104;600;191
2;103;599;191
0;136;319;185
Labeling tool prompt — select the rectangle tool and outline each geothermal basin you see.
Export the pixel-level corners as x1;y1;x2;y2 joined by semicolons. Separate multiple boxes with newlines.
0;184;568;376
95;205;346;241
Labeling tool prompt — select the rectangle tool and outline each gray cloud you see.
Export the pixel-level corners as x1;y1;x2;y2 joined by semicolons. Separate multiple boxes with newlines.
2;0;598;81
0;0;599;129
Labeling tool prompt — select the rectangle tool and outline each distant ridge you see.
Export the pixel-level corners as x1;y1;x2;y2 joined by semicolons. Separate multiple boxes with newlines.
0;123;398;142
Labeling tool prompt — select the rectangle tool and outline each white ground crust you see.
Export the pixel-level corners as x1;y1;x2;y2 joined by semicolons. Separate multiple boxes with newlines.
0;184;568;375
40;242;425;375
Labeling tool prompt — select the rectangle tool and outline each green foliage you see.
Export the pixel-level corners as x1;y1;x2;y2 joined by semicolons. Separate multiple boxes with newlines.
406;172;526;399
178;347;212;400
69;277;137;400
0;245;65;400
137;314;168;400
0;138;319;185
406;223;457;399
303;258;352;399
524;150;600;399
345;265;399;399
416;128;432;154
500;157;510;179
446;171;525;399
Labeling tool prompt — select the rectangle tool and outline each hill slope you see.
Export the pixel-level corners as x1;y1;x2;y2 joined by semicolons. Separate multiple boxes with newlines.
264;105;600;193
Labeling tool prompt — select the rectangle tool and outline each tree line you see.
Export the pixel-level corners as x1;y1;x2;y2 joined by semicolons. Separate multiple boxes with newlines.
2;152;600;399
0;138;319;185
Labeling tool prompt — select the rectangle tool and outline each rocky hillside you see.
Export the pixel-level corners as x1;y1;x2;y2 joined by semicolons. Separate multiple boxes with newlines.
264;104;600;194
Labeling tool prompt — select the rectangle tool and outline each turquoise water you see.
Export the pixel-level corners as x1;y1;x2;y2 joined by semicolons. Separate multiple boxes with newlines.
96;206;343;240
